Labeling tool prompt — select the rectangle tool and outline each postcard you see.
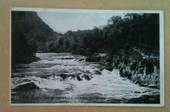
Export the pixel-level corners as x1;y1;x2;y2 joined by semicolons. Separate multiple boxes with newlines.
10;8;164;106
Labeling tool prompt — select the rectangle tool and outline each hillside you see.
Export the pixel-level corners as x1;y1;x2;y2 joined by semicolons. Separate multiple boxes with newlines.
12;11;60;66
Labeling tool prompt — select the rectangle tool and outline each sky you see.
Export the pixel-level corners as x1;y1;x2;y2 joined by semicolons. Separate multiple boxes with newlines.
37;11;125;34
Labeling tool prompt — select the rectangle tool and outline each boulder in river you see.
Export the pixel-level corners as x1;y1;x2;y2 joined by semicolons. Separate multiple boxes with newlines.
83;74;91;81
77;75;83;81
86;53;103;62
127;95;160;104
13;82;40;91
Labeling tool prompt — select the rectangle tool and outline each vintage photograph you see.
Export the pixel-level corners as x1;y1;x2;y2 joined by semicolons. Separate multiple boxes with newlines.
11;8;164;105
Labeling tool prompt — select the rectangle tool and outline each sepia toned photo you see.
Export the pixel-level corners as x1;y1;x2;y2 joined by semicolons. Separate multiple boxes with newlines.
10;8;164;106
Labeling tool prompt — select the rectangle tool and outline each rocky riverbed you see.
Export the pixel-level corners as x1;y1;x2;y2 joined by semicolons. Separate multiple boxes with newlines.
11;53;160;104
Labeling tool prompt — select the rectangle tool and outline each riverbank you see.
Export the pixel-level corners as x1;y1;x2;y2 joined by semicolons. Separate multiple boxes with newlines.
85;48;160;89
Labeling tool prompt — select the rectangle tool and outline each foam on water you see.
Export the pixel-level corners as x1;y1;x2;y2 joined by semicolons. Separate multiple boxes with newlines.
12;53;159;103
12;69;159;101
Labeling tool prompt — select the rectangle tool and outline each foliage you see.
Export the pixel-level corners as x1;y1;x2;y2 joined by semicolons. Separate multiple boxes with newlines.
12;12;159;65
48;13;159;55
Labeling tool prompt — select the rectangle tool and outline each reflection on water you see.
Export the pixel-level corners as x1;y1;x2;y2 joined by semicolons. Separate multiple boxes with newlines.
11;53;160;104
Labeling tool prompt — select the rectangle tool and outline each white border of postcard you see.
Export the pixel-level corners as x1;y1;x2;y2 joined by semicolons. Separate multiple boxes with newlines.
9;7;164;107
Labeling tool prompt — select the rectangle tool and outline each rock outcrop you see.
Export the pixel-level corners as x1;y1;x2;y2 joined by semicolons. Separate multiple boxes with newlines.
91;48;160;89
111;49;160;89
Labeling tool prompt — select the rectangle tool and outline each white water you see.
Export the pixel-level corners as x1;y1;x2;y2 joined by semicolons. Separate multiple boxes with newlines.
12;53;159;103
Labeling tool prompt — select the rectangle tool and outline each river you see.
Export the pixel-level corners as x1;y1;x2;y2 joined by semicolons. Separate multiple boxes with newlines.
11;53;160;104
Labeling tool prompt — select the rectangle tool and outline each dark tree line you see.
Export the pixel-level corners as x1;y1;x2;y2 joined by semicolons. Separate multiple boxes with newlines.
12;11;159;66
48;13;159;55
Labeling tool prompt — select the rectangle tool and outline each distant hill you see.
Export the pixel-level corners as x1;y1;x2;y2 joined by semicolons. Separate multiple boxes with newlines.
12;11;61;65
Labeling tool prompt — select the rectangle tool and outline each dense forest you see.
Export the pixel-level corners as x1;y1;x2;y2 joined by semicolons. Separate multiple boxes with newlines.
12;11;159;62
12;11;159;65
12;11;62;65
48;14;159;55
